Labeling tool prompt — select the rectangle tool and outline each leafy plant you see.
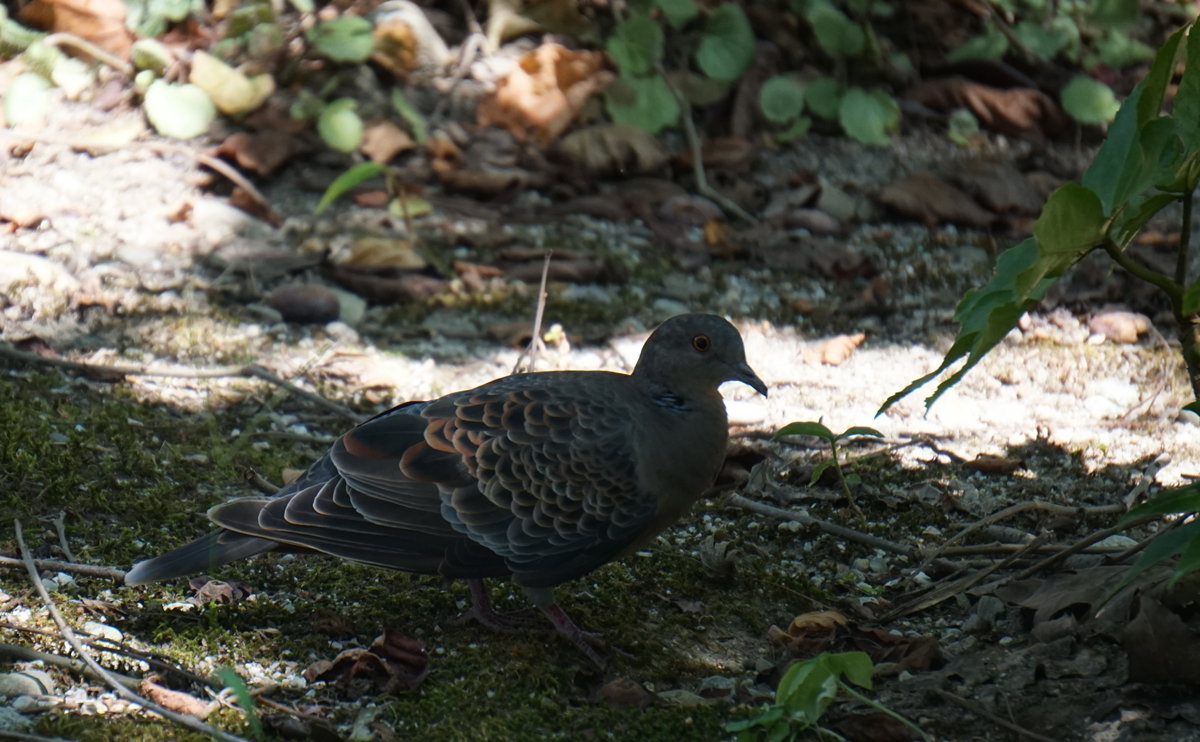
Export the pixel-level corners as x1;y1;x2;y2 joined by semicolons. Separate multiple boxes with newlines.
218;667;264;739
772;421;882;521
1111;483;1200;595
1061;75;1121;125
726;652;928;742
881;21;1200;415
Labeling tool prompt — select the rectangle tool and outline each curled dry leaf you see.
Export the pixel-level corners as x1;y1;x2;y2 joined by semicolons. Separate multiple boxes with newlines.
1123;595;1200;685
557;123;669;177
140;677;213;719
966;453;1023;474
361;120;416;163
1089;311;1151;343
818;333;866;366
187;576;253;606
216;131;307;177
789;610;849;637
906;77;1065;143
875;171;996;229
477;43;613;144
267;284;342;324
848;627;945;674
18;0;133;59
304;628;429;693
426;132;463;174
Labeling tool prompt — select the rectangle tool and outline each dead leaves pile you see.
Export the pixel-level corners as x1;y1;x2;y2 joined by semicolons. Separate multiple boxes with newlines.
768;610;945;677
303;629;430;694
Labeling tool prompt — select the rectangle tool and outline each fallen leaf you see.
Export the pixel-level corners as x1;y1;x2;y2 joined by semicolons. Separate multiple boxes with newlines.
18;0;132;59
1123;595;1200;684
558;123;669;176
1089;311;1151;343
592;678;655;708
677;136;755;171
371;0;451;78
849;627;944;673
477;43;612;144
341;237;427;270
361;120;416;163
140;677;213;719
994;566;1127;628
353;190;391;208
788;610;849;637
304;628;429;693
426;132;463;174
906;77;1065;143
216;131;306;176
440;168;547;197
966;453;1023;474
187;576;252;606
818;333;865;366
946;159;1043;216
876;171;996;228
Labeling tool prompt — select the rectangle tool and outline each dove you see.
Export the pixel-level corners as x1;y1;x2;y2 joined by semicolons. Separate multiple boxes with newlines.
126;313;767;667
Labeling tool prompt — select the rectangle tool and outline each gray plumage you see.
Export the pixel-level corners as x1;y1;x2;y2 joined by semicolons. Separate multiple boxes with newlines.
126;313;766;666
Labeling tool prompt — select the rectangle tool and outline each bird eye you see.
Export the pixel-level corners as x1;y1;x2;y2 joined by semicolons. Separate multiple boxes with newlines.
692;335;711;352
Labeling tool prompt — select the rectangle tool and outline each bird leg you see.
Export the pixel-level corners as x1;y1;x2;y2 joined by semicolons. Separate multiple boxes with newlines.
539;603;607;669
449;579;538;632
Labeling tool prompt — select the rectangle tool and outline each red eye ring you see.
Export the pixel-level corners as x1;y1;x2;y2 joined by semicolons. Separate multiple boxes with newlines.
692;335;711;352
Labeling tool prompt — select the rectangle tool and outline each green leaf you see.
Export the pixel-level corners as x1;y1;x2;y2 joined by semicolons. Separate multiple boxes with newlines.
820;651;874;689
142;80;216;139
217;667;263;739
1136;27;1185;127
760;76;805;123
2;73;52;127
1089;0;1138;31
695;2;754;81
606;12;663;76
839;87;899;146
391;89;427;145
1032;183;1107;271
1120;483;1200;526
1169;532;1200;587
766;720;791;742
1061;76;1120;125
316;162;386;214
288;0;313;11
807;5;865;58
1111;192;1178;247
804;77;841;119
810;458;837;486
1174;24;1200;151
778;116;812;142
1093;30;1154;70
1184;278;1200;316
948;108;980;145
1114;518;1200;593
655;0;697;28
946;30;1009;62
1013;20;1066;60
781;653;840;722
318;98;363;153
836;426;883;441
773;421;836;443
290;88;325;120
605;74;680;134
306;16;374;63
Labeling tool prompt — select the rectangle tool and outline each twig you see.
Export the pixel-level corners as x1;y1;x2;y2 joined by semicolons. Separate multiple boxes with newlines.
1102;238;1181;305
432;31;486;120
0;555;125;580
934;689;1058;742
15;520;255;742
726;494;958;572
0;342;364;423
0;731;75;742
43;32;134;76
655;64;758;225
1005;518;1153;583
50;510;75;563
245;468;281;495
512;251;552;374
0;130;279;225
0;641;140;688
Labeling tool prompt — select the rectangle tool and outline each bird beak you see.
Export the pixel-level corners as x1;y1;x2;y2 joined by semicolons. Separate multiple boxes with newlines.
730;361;768;397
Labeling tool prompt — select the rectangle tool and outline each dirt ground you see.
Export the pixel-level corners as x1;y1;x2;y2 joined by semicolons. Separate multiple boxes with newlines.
2;95;1200;742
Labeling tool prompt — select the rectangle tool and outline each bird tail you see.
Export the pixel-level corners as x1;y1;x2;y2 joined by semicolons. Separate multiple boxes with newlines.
124;530;278;586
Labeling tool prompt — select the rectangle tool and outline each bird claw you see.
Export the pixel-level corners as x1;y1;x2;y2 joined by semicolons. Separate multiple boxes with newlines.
449;605;538;633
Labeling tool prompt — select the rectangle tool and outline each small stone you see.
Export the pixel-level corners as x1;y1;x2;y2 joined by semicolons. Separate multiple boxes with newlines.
697;675;735;699
962;595;1005;635
267;285;342;324
0;670;54;698
82;621;123;643
657;689;708;707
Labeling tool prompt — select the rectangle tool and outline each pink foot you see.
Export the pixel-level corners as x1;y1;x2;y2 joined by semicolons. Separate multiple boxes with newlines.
449;579;539;633
541;603;607;669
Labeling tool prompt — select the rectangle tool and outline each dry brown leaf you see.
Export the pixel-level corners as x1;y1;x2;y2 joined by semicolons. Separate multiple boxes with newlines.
819;333;865;365
849;627;944;673
1123;595;1200;684
215;131;306;177
906;77;1064;142
342;238;427;270
353;190;391;208
361;120;416;164
187;576;252;606
876;171;996;228
557;123;669;176
788;610;849;637
946;159;1043;216
477;43;612;144
1089;311;1151;343
966;453;1023;474
303;628;429;693
426;132;463;174
140;677;213;719
18;0;132;59
371;1;451;78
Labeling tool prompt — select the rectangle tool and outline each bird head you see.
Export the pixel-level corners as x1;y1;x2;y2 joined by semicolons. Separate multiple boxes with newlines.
633;314;768;397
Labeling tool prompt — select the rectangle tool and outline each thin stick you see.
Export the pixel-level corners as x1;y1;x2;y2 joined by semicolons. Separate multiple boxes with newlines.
512;251;552;374
43;32;134;76
15;520;255;742
50;510;75;563
934;689;1058;742
0;342;364;423
655;64;758;225
0;555;125;580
